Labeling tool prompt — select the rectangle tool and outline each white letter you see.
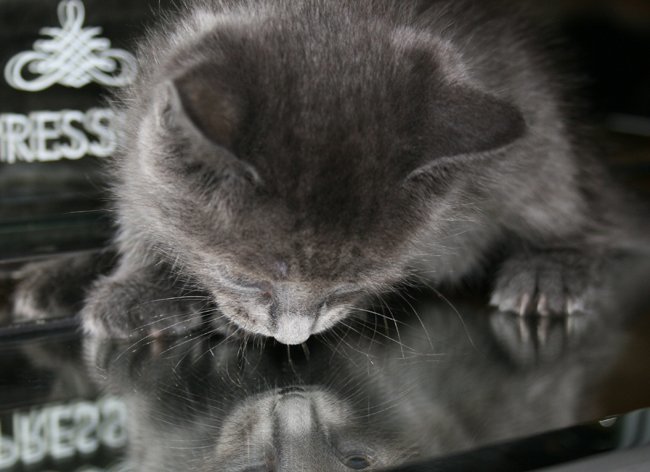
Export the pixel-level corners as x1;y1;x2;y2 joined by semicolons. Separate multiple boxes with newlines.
86;108;116;157
74;401;100;455
0;116;8;164
2;114;34;163
99;397;128;449
60;110;89;160
30;111;62;161
49;404;75;460
0;422;18;469
15;410;47;465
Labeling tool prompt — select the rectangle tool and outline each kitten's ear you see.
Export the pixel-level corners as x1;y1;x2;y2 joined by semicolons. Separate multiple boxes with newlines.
426;84;526;159
159;65;245;150
404;84;526;183
154;68;262;188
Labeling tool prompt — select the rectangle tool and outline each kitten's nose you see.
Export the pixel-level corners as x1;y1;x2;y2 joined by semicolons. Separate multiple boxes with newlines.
273;315;313;345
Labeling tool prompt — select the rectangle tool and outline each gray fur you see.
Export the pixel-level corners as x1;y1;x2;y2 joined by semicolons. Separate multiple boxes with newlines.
82;0;641;343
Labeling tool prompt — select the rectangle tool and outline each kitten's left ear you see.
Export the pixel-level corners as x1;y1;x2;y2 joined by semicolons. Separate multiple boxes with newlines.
152;65;262;189
157;63;245;151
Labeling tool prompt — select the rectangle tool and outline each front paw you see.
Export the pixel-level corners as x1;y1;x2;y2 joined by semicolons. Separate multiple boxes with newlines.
490;251;599;316
81;276;216;339
12;251;113;322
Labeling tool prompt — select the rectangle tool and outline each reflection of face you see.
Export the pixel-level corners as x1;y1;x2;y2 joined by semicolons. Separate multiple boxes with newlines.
215;386;410;471
95;292;614;472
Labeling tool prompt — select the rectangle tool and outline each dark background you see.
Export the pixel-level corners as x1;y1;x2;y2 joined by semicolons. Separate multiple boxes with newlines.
0;0;648;261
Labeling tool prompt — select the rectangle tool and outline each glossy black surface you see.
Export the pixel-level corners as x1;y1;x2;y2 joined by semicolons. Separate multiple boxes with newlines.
1;278;650;471
0;0;175;261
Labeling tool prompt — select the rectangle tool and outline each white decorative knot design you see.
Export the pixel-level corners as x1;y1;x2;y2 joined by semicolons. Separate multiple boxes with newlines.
4;0;137;92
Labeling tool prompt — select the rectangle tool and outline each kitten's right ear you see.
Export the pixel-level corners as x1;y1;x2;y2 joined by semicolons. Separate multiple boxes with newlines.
158;65;245;150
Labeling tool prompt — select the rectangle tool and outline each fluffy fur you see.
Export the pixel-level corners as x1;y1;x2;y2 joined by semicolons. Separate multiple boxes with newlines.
81;0;640;343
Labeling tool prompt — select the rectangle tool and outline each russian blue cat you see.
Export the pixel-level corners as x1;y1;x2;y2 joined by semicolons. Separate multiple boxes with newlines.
74;0;641;343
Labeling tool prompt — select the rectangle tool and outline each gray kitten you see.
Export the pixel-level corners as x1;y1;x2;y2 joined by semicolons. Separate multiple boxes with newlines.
81;0;641;343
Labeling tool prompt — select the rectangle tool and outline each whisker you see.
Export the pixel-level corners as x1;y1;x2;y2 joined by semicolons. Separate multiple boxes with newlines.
417;279;478;352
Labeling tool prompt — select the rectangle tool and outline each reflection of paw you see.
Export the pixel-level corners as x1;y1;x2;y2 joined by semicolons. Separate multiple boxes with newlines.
489;310;589;365
490;251;598;317
81;276;216;339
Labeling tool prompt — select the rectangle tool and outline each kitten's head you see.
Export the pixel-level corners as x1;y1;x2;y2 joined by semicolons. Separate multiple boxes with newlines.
119;8;525;344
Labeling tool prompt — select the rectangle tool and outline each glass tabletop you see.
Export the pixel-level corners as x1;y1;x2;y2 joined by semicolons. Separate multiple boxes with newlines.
1;266;649;471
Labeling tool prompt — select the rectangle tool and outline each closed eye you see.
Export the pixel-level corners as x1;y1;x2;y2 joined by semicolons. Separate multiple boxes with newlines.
324;287;362;306
235;279;272;292
217;273;273;294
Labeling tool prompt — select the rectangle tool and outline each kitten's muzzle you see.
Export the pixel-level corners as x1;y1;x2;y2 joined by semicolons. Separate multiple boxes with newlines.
273;314;314;345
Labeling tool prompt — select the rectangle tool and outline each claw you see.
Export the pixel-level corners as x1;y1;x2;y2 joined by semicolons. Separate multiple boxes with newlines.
536;294;550;316
566;298;585;315
517;316;531;343
150;335;164;356
518;293;531;316
565;315;574;336
490;291;519;314
537;317;550;346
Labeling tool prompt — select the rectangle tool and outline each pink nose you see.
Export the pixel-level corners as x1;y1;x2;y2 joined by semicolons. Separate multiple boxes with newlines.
273;316;313;345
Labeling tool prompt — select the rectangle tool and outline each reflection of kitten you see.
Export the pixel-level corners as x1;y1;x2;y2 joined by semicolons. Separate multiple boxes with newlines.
88;338;427;471
215;388;418;470
81;0;640;343
87;298;618;471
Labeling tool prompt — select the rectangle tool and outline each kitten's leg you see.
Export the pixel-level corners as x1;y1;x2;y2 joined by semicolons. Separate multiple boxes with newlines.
490;249;603;316
12;250;115;322
81;261;225;339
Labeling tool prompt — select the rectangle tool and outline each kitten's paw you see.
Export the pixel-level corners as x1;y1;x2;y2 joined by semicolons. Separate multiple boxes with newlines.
81;276;215;339
81;278;141;338
12;252;113;322
490;251;599;317
12;276;57;322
